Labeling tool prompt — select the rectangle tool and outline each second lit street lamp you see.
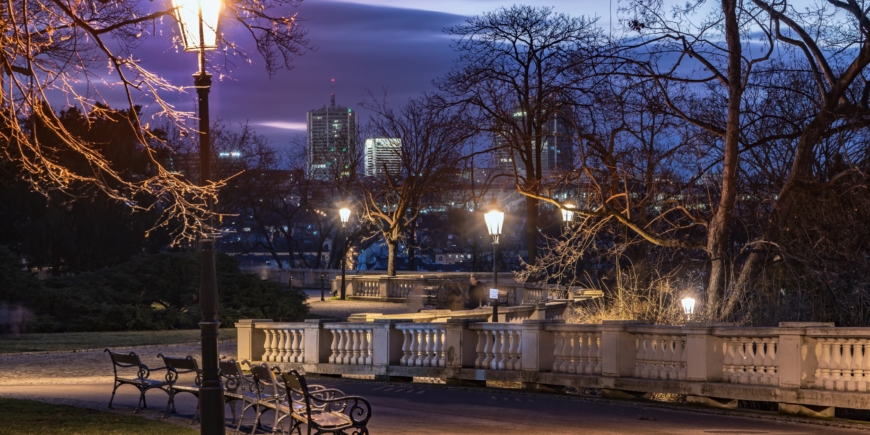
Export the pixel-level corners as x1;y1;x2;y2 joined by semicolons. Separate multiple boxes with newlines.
339;206;351;300
484;204;504;323
171;0;224;432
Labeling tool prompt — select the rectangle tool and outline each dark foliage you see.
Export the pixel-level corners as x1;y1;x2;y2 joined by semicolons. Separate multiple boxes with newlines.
1;249;308;332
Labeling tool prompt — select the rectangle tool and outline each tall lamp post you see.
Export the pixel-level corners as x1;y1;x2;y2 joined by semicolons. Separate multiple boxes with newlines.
171;0;225;433
484;204;504;323
339;207;351;300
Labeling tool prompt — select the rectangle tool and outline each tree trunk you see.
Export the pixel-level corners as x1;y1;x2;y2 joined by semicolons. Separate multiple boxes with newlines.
407;218;417;271
705;0;743;312
525;195;538;264
387;239;398;277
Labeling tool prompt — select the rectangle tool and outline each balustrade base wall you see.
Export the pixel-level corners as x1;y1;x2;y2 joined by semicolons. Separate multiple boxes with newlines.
238;319;870;420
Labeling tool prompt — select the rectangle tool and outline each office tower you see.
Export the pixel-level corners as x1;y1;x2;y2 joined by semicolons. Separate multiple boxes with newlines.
364;138;402;177
306;94;357;180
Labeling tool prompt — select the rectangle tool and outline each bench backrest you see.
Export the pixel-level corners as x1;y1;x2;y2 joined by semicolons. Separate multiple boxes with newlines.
280;370;312;416
158;354;201;386
105;349;149;379
250;362;282;399
220;358;244;393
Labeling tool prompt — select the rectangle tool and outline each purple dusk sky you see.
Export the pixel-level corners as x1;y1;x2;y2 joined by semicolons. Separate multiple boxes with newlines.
134;1;612;148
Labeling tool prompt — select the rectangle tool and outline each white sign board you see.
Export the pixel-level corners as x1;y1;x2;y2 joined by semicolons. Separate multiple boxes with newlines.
489;288;499;299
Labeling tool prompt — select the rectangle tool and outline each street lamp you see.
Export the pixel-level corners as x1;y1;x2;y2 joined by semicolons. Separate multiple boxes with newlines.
484;204;504;323
172;0;225;433
681;297;696;321
339;207;351;300
561;202;575;229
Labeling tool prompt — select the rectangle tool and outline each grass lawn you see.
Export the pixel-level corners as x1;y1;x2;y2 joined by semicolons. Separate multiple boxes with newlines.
0;329;238;354
0;398;198;435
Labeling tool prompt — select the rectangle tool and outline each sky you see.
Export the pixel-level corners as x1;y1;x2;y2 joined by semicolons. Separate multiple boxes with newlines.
134;0;617;148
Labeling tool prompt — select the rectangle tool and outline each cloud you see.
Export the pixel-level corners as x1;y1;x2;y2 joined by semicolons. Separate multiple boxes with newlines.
255;121;308;131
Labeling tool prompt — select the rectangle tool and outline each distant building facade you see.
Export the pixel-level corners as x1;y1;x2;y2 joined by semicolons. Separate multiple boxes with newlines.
492;110;574;177
306;94;356;180
364;138;402;177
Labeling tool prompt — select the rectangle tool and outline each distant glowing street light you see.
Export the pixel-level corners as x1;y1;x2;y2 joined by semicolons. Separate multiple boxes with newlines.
171;0;224;433
484;204;505;323
338;206;351;300
681;297;696;320
561;202;575;229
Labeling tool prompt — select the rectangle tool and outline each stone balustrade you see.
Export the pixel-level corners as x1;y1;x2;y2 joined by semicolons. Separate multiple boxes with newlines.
397;323;447;367
324;323;375;365
238;319;870;418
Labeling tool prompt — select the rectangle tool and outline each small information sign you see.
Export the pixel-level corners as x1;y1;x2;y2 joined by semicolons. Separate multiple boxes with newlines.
489;288;499;299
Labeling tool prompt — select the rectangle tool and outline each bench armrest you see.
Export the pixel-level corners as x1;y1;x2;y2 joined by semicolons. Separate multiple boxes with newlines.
310;395;372;425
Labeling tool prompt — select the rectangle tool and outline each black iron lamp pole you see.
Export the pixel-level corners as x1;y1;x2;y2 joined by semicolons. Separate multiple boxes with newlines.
339;207;350;300
172;0;226;432
484;205;504;323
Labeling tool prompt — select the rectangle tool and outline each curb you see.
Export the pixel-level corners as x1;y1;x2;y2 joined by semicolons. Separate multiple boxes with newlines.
307;376;870;432
0;339;238;357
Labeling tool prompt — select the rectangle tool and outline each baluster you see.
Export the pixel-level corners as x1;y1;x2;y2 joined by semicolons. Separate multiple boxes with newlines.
763;338;776;385
860;340;870;393
409;330;420;366
423;329;434;367
722;338;734;382
587;334;599;374
733;338;747;383
831;340;844;390
275;330;287;363
815;338;832;389
564;332;575;374
634;335;645;378
514;330;523;370
505;330;517;370
671;337;684;380
838;340;852;392
400;329;411;366
596;334;603;374
750;339;764;384
575;333;587;374
493;330;504;370
329;329;339;364
298;329;306;363
434;329;445;367
846;339;860;392
367;329;374;365
337;329;348;364
660;336;674;380
678;337;687;380
650;335;663;378
476;330;486;368
552;332;564;372
482;331;494;369
262;329;274;362
286;330;297;363
351;329;361;364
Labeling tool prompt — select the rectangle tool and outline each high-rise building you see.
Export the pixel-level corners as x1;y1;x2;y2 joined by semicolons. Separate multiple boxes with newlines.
492;110;573;177
364;138;402;177
306;94;357;180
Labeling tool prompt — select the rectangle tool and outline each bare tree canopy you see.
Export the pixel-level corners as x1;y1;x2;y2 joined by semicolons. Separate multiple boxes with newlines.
0;0;309;241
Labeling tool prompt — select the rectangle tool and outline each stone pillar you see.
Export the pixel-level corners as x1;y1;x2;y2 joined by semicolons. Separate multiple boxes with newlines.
777;322;834;417
372;319;411;366
444;319;482;368
520;320;563;372
378;277;390;298
235;319;272;362
600;320;646;377
684;322;736;383
302;319;340;364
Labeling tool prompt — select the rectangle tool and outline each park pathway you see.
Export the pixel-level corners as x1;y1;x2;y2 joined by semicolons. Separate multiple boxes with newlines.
1;342;869;434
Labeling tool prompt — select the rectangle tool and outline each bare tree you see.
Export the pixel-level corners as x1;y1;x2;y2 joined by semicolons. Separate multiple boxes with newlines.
1;0;309;241
359;98;470;276
437;5;603;263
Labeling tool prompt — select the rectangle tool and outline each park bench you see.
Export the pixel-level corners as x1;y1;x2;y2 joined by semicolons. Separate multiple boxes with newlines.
280;369;372;435
220;357;255;426
104;348;168;413
158;353;202;423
